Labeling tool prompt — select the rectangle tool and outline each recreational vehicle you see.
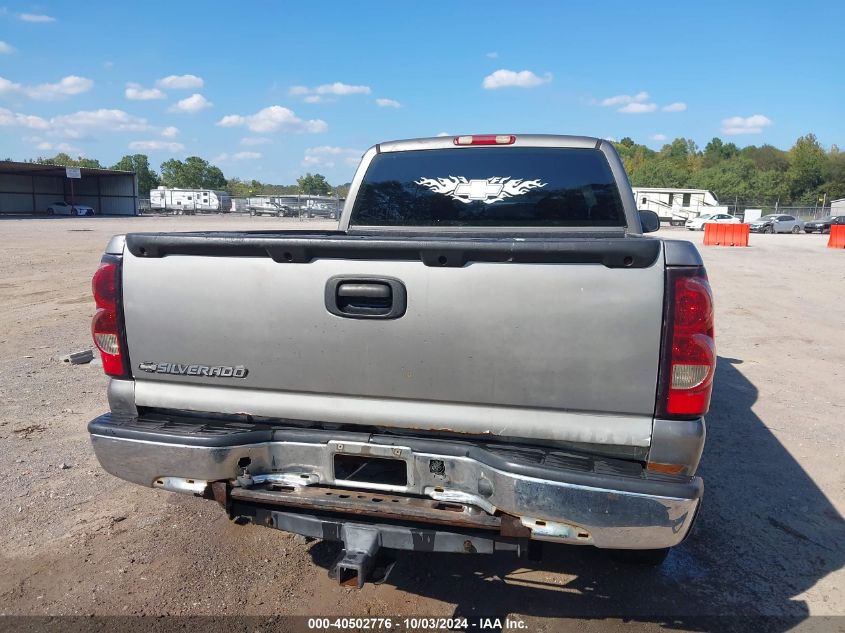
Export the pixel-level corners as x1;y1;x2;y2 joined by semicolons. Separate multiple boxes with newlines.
150;188;231;214
632;187;725;226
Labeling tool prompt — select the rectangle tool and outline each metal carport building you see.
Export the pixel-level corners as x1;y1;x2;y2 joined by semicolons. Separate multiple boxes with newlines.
0;161;138;216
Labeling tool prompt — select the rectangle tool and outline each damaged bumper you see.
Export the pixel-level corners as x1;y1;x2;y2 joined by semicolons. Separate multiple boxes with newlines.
88;413;702;551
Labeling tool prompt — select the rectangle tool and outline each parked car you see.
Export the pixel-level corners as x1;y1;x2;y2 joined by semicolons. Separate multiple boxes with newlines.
249;202;292;217
685;213;741;231
304;204;338;220
45;201;95;216
803;215;845;233
748;214;804;234
87;134;712;582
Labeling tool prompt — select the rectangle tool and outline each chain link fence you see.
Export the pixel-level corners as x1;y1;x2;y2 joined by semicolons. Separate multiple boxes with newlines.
726;205;833;222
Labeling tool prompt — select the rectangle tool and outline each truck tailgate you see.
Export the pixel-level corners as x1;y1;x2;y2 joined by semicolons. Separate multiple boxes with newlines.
121;237;665;449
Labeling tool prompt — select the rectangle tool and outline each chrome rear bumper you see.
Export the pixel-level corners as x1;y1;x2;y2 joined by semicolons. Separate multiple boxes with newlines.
89;413;702;551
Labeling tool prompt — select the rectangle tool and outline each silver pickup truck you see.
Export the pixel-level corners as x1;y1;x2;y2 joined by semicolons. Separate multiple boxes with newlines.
88;134;714;586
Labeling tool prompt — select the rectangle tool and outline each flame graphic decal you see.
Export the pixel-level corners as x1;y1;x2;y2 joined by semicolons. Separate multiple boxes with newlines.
414;176;547;204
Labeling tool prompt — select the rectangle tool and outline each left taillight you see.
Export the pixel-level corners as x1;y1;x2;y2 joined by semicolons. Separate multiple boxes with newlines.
91;255;128;377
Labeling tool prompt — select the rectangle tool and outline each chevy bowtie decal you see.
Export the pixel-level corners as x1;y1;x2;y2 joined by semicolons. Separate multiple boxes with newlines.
414;176;547;204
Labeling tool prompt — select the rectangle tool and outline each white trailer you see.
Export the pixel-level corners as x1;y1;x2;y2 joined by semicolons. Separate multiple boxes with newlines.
150;188;231;214
632;188;722;226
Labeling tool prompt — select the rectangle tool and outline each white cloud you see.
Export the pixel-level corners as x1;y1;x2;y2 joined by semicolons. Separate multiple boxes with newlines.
721;114;773;135
2;108;152;139
125;82;166;100
600;92;684;114
600;91;650;107
214;151;263;162
169;93;212;113
0;41;15;54
290;82;371;98
618;102;658;114
0;107;49;129
217;105;327;134
0;75;93;100
304;95;323;104
0;77;20;95
316;82;370;95
160;126;179;138
19;13;55;22
103;61;114;69
156;74;204;89
486;52;498;59
35;141;80;153
651;133;668;142
436;132;450;137
375;98;401;108
129;140;185;152
482;69;552;89
303;146;362;168
240;136;271;146
51;109;151;137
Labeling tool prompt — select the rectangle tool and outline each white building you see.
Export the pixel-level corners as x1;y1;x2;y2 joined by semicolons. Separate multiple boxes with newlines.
632;187;726;225
831;198;845;214
150;187;231;214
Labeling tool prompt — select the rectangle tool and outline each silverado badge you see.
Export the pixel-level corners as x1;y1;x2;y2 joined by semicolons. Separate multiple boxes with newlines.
414;176;547;204
138;362;248;378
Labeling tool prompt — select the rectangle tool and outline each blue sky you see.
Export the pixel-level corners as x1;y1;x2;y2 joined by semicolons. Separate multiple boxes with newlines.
1;0;842;184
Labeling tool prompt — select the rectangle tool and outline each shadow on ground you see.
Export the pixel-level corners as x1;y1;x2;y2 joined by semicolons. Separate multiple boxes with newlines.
309;357;844;631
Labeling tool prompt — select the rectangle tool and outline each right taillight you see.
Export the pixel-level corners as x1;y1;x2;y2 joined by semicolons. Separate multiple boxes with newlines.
657;267;715;418
91;256;128;377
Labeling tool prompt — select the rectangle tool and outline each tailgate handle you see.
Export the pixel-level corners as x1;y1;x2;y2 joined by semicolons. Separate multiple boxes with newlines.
325;276;407;320
337;283;391;299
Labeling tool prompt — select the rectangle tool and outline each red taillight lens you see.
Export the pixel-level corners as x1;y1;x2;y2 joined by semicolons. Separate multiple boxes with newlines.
91;260;127;377
92;262;117;309
454;134;516;146
657;268;715;418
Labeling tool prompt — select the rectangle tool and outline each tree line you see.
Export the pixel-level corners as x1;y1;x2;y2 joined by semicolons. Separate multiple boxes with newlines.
26;152;348;197
615;133;843;207
26;132;845;207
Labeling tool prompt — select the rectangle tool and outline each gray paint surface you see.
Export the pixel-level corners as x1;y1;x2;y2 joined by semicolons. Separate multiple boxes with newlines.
122;247;665;445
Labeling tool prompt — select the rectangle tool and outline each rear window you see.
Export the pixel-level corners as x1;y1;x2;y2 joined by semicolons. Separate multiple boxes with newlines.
349;147;626;227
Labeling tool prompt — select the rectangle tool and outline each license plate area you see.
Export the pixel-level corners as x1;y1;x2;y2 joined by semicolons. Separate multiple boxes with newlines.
329;441;413;492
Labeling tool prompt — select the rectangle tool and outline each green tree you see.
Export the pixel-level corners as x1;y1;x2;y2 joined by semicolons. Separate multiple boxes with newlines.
160;156;226;189
296;173;331;195
821;147;845;202
112;154;160;195
786;134;825;203
335;182;352;199
702;138;739;167
36;153;103;168
740;144;788;173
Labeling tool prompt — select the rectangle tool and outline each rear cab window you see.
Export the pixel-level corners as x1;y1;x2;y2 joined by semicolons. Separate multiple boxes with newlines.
349;147;626;228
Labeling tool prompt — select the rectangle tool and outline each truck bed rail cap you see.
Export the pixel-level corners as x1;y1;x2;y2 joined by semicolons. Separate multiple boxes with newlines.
123;233;661;268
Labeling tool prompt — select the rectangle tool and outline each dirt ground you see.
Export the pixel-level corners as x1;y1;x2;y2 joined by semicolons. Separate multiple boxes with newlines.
0;215;843;631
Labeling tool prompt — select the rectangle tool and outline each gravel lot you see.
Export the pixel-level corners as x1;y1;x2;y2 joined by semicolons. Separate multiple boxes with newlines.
1;215;843;630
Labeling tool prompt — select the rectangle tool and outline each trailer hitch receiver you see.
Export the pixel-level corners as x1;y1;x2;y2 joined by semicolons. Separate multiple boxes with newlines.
329;525;385;589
